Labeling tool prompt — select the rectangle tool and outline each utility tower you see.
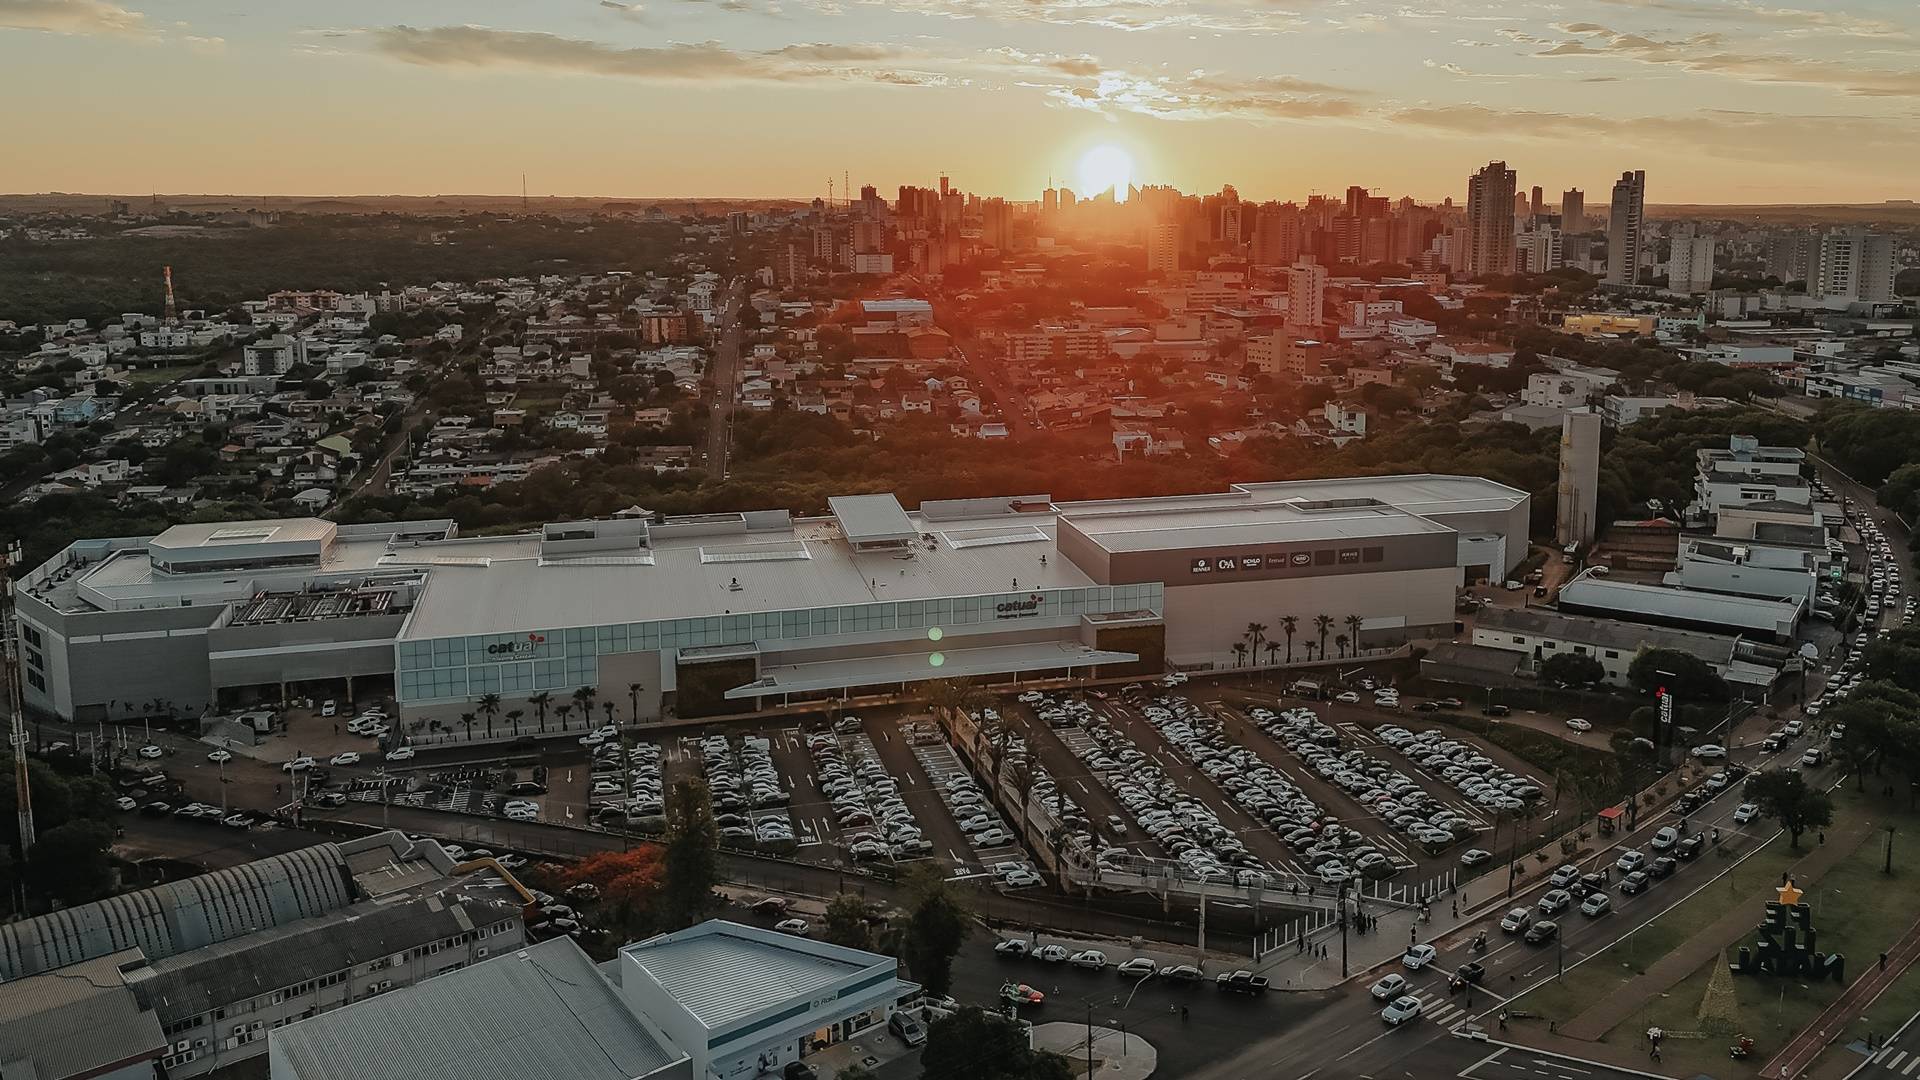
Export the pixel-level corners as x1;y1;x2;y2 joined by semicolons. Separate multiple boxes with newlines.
2;540;34;854
162;264;178;323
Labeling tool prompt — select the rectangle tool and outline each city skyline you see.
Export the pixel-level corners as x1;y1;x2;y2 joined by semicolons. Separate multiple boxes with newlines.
4;0;1920;203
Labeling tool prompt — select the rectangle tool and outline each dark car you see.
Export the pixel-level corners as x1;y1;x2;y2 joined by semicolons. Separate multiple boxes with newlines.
1677;835;1706;860
506;781;548;795
784;1063;819;1080
1649;856;1678;880
1618;870;1651;895
1413;702;1442;713
1456;961;1485;984
1484;704;1511;717
1577;871;1609;894
1524;920;1559;944
1436;697;1465;709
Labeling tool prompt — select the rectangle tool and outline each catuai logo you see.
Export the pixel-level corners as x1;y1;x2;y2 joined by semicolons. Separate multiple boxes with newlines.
994;593;1046;618
485;632;546;658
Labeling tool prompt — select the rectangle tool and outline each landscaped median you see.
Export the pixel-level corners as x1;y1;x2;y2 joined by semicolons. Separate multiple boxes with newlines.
1512;786;1920;1077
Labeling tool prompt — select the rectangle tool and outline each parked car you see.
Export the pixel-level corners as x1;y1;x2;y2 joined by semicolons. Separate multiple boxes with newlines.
1215;970;1270;995
1565;718;1591;733
888;1011;927;1047
1524;920;1559;944
1115;957;1157;978
993;939;1030;958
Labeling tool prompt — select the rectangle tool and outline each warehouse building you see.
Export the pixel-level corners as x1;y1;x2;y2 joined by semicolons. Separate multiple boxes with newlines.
15;476;1527;727
1473;607;1780;690
267;921;915;1080
1555;570;1803;643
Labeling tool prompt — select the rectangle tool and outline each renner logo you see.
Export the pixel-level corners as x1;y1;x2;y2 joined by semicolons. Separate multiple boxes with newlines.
995;594;1046;618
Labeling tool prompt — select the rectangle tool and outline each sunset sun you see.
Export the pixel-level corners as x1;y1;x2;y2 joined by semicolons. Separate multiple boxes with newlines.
1077;145;1133;201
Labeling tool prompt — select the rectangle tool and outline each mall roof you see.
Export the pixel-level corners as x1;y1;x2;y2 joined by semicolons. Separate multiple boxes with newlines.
1062;499;1450;553
1556;572;1802;638
0;950;167;1080
620;920;889;1034
829;493;919;545
268;938;687;1080
149;517;336;549
1476;606;1742;664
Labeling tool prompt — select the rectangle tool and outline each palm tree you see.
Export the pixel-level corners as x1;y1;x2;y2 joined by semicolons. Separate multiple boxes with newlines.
1305;641;1320;662
572;686;597;728
1231;642;1250;668
1313;614;1334;660
505;708;524;734
1265;641;1282;669
528;691;552;733
1244;622;1268;665
1008;756;1035;843
1334;633;1349;659
602;700;618;728
627;682;644;726
459;711;476;741
555;704;573;730
1280;615;1299;663
477;692;501;738
1344;615;1364;656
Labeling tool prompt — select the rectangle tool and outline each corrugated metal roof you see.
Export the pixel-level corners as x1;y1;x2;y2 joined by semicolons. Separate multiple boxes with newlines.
829;494;919;544
0;950;167;1080
623;924;866;1031
0;843;354;980
269;938;686;1080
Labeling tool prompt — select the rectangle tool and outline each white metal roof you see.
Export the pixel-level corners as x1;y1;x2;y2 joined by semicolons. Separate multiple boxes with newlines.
621;921;883;1032
829;493;919;545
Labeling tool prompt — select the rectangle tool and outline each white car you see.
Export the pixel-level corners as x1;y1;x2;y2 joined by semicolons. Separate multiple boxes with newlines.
115;796;138;811
773;918;809;936
329;752;361;767
385;746;416;762
1401;944;1437;970
1336;692;1362;704
282;756;316;772
138;744;164;760
1732;803;1759;824
1369;973;1408;1000
320;700;338;717
1069;950;1107;970
1002;870;1043;888
1580;892;1612;917
1566;718;1592;733
206;749;233;763
1382;995;1424;1025
1033;945;1070;963
1691;744;1728;760
1116;957;1157;977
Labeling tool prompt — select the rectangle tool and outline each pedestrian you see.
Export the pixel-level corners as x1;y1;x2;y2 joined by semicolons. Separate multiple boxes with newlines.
1549;1021;1557;1035
1452;900;1459;919
1651;1046;1662;1063
1819;831;1827;845
1882;952;1889;970
1499;1011;1508;1031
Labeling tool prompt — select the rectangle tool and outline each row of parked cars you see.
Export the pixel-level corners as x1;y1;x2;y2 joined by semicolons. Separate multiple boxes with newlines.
703;735;797;850
992;939;1240;988
586;738;665;826
1068;708;1270;887
807;728;932;861
1262;710;1471;865
1375;725;1541;815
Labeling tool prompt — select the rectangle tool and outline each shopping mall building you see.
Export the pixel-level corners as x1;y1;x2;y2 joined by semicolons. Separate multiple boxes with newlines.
13;475;1527;724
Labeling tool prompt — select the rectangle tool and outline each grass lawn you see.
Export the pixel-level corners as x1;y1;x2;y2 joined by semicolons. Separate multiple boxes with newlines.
1598;787;1920;1074
1515;832;1803;1021
126;362;200;385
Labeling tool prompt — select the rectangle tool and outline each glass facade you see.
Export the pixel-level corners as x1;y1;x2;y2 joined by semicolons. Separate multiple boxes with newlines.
396;583;1163;704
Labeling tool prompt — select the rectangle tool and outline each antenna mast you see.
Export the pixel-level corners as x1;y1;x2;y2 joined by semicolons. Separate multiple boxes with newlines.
3;541;34;855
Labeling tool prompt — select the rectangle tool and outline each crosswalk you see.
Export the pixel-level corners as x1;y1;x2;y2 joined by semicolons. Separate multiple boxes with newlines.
1869;1047;1920;1076
1402;987;1483;1033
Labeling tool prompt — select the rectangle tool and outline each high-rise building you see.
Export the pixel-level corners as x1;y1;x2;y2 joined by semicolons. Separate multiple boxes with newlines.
772;243;806;287
1147;222;1180;274
1252;203;1302;267
1530;186;1544;219
1519;222;1563;273
1667;225;1715;294
1286;258;1328;328
1766;229;1815;283
1557;411;1602;548
1814;228;1898;303
1606;170;1646;286
1463;161;1518;277
1561;189;1584;231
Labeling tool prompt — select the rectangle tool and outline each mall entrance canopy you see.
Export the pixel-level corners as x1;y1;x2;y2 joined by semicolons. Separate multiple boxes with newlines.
724;640;1138;699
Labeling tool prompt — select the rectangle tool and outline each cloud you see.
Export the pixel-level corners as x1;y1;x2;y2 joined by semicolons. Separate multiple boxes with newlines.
0;0;147;35
1423;58;1537;78
598;0;648;20
808;0;1312;34
1529;22;1920;96
1590;0;1910;39
1386;102;1918;159
1042;69;1363;121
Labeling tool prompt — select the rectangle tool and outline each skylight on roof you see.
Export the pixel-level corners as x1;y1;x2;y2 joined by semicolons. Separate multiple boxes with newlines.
700;541;811;564
206;527;279;543
943;526;1049;549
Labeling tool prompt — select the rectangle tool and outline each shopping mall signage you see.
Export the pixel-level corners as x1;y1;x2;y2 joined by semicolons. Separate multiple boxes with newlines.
995;594;1046;619
1187;548;1366;575
485;632;547;659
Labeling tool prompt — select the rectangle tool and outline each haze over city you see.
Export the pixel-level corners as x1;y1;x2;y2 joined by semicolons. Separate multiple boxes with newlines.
4;0;1920;202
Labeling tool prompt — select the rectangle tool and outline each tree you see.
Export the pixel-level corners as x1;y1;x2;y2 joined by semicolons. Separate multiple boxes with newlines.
1313;614;1334;659
823;893;876;951
1244;622;1268;664
528;691;552;733
1334;633;1349;659
1279;615;1298;664
505;708;524;734
660;777;718;928
459;711;476;741
899;865;970;998
25;819;116;907
628;681;644;726
1541;652;1607;687
1231;642;1249;667
562;846;665;937
572;685;598;726
1627;648;1727;702
1265;640;1282;668
1344;614;1364;655
477;692;501;739
1747;770;1834;849
922;1007;1075;1080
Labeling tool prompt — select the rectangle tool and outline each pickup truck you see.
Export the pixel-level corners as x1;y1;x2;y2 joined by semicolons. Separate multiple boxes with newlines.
1455;961;1486;985
1216;970;1271;995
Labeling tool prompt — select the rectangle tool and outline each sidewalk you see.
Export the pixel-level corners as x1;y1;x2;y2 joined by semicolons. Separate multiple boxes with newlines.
1763;913;1920;1079
1559;816;1878;1041
1031;1023;1158;1080
1256;890;1481;990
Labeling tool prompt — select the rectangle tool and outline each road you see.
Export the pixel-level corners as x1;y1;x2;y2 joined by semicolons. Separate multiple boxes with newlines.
954;338;1037;437
705;279;745;477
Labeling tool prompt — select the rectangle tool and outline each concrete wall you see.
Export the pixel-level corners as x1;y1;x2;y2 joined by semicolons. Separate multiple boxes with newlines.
1160;566;1459;667
207;614;407;691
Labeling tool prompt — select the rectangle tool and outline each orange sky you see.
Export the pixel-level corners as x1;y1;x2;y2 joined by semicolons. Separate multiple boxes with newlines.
3;0;1917;203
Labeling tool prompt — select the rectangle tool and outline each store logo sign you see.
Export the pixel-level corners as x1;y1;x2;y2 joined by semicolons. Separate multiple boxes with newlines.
485;632;546;659
995;594;1046;618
